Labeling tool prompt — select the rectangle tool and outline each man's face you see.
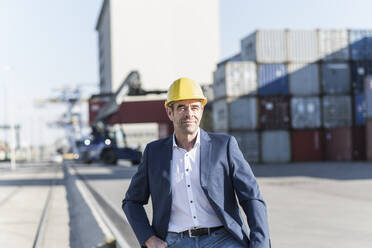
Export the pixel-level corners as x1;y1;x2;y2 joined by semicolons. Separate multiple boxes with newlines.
166;99;204;135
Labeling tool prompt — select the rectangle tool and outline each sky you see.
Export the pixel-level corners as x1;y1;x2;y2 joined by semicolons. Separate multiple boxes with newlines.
1;0;372;147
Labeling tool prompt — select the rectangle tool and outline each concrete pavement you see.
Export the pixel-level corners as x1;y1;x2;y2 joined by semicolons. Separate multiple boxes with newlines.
0;162;69;248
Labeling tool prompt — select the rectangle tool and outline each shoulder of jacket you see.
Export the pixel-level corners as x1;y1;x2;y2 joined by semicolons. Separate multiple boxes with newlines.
204;131;232;143
146;135;172;148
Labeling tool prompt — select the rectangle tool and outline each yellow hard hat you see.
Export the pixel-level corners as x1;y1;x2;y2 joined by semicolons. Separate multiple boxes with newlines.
165;77;207;107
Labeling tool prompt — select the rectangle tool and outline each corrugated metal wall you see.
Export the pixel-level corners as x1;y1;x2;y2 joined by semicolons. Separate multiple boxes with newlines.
349;30;372;60
318;30;350;61
367;120;372;160
291;130;323;161
287;30;319;62
321;63;351;94
261;130;291;163
259;96;290;129
291;97;321;129
229;97;258;130
322;95;352;128
258;64;288;95
213;61;257;99
288;63;320;95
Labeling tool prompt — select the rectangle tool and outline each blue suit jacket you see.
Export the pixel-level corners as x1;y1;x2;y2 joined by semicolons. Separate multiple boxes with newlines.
122;129;270;247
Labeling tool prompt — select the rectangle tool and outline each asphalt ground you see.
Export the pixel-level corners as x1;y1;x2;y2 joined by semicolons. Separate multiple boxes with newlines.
1;161;372;248
72;161;372;248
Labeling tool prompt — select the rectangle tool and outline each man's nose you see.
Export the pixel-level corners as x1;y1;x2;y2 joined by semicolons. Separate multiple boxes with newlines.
184;106;193;117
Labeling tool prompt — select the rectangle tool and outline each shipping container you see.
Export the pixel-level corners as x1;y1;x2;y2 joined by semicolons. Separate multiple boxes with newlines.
291;97;321;129
229;97;258;130
212;99;229;132
287;30;319;62
367;119;372;161
291;130;324;161
321;63;351;94
259;96;290;129
324;127;353;161
201;84;214;102
217;53;241;68
241;30;287;63
318;30;349;61
354;94;366;126
288;63;320;95
261;130;291;163
230;131;260;163
365;76;372;118
350;61;372;94
322;95;352;128
258;64;289;95
349;29;372;60
352;126;366;161
213;61;257;100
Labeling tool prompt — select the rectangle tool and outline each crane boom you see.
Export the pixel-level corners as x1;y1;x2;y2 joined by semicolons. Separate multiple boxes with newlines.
92;71;140;126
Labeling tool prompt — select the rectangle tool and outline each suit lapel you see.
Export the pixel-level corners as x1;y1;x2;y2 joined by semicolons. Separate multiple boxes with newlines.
200;129;211;189
160;136;173;196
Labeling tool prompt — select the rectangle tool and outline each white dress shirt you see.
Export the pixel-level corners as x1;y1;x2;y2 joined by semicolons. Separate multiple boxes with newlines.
168;129;223;232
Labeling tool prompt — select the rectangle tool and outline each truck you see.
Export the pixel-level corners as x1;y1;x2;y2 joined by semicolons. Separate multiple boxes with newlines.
79;71;143;165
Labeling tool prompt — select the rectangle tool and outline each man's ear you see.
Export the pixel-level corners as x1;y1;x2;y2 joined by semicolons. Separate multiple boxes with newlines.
165;106;173;121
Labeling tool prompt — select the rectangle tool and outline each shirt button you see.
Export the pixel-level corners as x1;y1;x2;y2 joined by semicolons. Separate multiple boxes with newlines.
193;216;196;219
186;169;189;172
188;185;190;187
190;200;193;203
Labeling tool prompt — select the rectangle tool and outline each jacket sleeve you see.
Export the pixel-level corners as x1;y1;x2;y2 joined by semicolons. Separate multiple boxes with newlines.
122;145;154;246
227;136;271;248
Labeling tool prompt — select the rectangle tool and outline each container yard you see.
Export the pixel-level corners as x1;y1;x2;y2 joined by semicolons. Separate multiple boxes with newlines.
213;29;372;163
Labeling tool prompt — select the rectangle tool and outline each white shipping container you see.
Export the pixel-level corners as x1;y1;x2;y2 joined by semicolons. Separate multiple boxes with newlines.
287;30;319;62
213;62;257;100
261;130;291;163
230;131;260;163
288;63;320;95
291;97;321;129
212;99;229;132
241;30;287;63
322;95;352;128
229;97;258;130
318;30;350;61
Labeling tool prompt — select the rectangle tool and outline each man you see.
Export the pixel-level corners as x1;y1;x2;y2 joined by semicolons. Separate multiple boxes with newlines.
123;78;270;248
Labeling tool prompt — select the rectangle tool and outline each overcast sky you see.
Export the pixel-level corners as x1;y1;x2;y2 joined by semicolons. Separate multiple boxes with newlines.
1;0;372;147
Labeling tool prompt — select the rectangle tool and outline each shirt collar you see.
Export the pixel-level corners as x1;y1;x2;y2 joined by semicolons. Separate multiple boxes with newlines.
172;128;200;149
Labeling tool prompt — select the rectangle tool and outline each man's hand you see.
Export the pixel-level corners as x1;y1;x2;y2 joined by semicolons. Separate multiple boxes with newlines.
144;235;168;248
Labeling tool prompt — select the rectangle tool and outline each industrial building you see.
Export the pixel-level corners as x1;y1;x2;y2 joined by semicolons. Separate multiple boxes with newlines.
95;0;219;93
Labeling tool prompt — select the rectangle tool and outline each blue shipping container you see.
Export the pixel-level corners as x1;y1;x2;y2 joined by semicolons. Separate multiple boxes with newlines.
349;30;372;60
258;64;289;95
354;94;366;126
351;61;372;94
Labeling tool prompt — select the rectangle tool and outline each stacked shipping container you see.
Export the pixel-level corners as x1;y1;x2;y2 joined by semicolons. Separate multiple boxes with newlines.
213;29;372;163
